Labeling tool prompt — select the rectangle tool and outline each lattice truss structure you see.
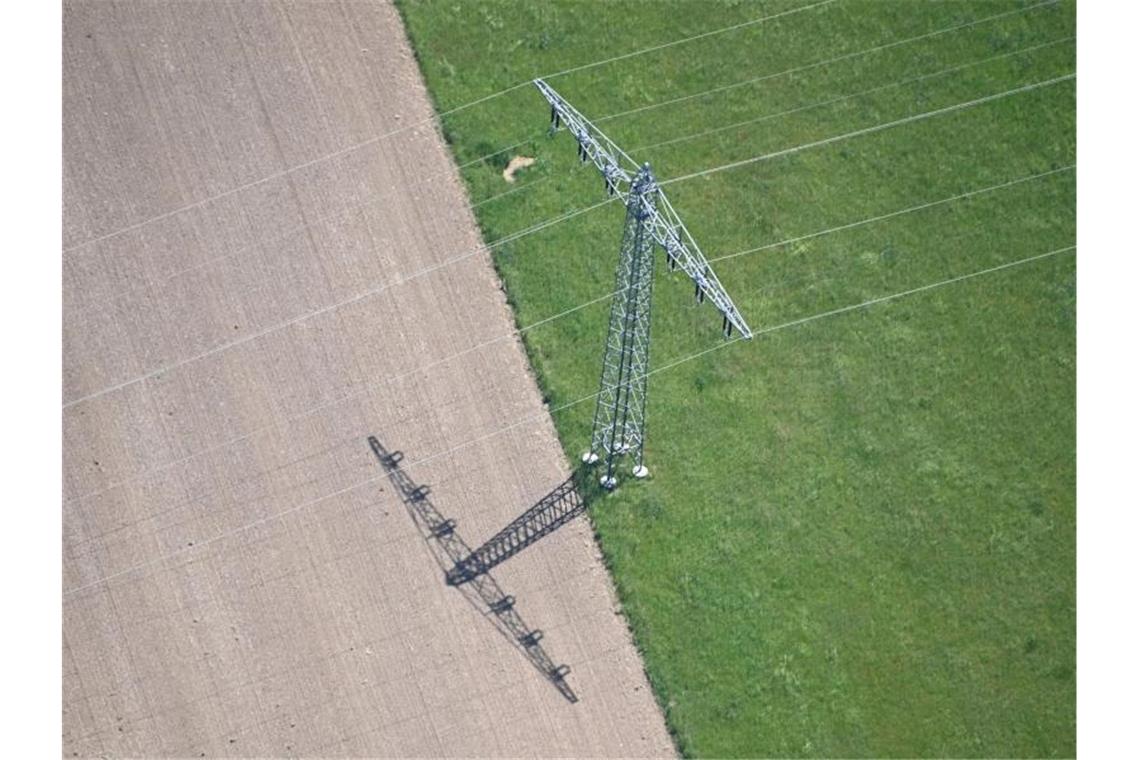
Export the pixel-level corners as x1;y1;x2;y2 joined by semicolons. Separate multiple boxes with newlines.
447;469;592;584
368;437;577;702
534;79;752;487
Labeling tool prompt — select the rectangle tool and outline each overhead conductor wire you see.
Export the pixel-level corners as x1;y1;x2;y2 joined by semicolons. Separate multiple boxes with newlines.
64;164;1073;515
64;71;1072;410
65;243;1074;598
62;0;836;256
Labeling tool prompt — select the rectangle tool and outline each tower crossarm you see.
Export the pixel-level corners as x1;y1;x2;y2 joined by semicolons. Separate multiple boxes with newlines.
533;78;752;338
535;78;637;198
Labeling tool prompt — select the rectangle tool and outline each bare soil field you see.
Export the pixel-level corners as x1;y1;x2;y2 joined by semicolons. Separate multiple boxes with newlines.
62;1;672;756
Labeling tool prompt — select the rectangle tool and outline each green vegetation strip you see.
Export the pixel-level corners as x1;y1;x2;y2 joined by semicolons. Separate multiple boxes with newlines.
396;1;1075;756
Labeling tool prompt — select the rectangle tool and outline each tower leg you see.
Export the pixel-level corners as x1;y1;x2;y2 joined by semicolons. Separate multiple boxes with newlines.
584;166;657;488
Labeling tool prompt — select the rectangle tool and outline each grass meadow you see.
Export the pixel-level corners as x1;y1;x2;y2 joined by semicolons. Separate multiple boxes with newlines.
396;0;1076;755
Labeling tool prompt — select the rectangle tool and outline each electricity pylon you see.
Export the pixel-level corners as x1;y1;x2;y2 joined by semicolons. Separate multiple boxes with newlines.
534;79;752;488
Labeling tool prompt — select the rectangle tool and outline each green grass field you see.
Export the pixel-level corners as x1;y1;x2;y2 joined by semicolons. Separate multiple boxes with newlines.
396;1;1076;755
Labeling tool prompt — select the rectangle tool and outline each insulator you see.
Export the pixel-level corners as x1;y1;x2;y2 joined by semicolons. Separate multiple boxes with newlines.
606;178;614;196
722;314;728;333
667;254;676;271
578;141;587;162
726;321;734;337
695;281;704;303
488;595;515;613
551;106;560;129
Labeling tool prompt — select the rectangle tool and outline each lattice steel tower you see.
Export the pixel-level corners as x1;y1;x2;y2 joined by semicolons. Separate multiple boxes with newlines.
535;79;753;488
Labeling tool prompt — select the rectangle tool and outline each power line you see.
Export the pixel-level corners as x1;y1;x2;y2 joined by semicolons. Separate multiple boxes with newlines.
748;245;1073;339
709;165;1075;263
71;32;1064;329
64;244;1074;598
540;0;838;83
462;10;1068;211
62;196;618;409
67;131;554;319
64;47;1078;539
633;35;1075;154
594;0;1058;126
63;289;619;519
67;2;842;318
81;24;960;323
472;177;549;208
66;10;1069;317
64;165;1069;520
664;73;1075;185
92;31;1050;409
62;1;833;256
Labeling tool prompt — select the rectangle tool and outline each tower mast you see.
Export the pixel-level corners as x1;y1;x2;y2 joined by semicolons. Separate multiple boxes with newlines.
589;165;657;486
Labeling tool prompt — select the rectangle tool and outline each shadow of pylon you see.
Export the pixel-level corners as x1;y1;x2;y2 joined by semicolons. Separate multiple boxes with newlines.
445;466;600;586
367;436;578;703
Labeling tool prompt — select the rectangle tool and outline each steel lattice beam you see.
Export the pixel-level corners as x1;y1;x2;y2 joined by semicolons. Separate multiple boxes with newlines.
586;165;657;485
